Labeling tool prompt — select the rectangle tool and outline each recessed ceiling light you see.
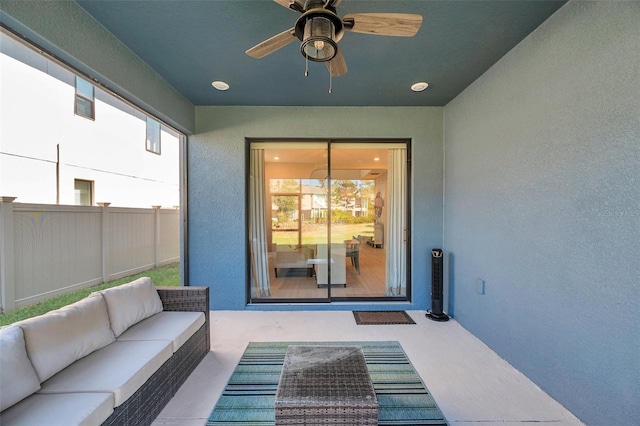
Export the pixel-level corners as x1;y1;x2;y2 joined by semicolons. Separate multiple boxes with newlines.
411;82;429;92
374;157;380;161
211;80;229;91
274;156;280;160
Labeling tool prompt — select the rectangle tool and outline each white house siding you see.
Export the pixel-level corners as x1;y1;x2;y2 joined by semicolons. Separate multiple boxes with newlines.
0;32;180;208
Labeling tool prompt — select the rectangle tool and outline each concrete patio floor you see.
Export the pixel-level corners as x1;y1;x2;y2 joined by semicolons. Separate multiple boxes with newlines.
153;310;583;426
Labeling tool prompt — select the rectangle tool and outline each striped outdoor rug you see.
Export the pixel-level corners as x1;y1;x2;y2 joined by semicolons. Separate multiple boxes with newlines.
206;341;447;425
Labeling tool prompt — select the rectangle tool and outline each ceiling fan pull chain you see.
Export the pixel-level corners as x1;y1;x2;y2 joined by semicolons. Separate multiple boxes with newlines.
305;55;309;77
329;66;333;94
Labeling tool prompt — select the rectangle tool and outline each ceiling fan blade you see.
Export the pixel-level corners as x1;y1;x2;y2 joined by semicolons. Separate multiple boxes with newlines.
273;0;304;12
246;28;297;59
325;0;342;8
343;13;423;37
326;48;347;77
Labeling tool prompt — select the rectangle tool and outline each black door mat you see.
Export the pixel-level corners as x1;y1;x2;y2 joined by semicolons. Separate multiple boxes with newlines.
353;310;416;325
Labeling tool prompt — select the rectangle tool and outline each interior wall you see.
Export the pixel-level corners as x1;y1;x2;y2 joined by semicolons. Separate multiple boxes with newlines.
443;2;640;425
266;162;318;180
191;106;443;310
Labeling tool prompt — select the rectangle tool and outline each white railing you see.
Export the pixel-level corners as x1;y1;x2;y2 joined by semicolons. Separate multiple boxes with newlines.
0;197;179;313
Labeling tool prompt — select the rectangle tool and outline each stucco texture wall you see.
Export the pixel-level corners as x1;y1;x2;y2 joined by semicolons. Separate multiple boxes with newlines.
190;106;443;311
443;2;640;425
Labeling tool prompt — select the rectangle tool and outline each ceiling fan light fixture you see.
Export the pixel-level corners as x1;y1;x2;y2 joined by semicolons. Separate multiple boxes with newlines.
301;16;337;62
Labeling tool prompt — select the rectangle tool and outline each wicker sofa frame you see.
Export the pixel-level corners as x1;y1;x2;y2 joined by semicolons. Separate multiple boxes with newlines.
102;286;210;426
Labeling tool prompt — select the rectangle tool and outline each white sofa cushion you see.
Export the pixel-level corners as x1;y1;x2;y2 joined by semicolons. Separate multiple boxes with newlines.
17;292;115;382
0;326;41;411
0;392;114;426
117;311;205;352
38;340;172;407
275;251;309;268
100;277;163;336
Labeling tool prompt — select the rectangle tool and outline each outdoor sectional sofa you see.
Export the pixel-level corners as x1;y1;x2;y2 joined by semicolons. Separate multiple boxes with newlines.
0;277;210;426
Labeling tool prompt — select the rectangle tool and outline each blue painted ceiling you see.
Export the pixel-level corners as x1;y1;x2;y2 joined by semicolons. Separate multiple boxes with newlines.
75;0;566;107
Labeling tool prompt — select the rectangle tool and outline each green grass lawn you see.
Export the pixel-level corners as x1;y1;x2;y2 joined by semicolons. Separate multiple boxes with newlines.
0;263;180;327
273;223;374;246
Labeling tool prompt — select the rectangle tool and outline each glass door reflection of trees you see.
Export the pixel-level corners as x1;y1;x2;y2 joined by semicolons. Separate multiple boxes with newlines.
249;141;408;302
272;193;301;246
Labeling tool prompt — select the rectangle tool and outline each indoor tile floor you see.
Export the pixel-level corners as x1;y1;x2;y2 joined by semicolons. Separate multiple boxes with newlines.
153;310;582;426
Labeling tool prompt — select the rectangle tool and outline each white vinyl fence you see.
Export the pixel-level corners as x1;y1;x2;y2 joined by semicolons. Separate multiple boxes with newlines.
0;197;180;313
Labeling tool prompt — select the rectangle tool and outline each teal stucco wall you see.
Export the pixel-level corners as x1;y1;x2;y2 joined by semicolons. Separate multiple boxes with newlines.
443;2;640;424
190;106;444;310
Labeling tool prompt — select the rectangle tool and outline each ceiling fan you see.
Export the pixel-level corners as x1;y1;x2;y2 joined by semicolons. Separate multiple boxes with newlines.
246;0;423;79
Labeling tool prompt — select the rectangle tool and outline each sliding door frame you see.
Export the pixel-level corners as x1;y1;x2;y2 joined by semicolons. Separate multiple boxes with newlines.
246;137;411;305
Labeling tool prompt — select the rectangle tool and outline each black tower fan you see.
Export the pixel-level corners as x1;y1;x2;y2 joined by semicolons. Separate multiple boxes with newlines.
426;249;449;321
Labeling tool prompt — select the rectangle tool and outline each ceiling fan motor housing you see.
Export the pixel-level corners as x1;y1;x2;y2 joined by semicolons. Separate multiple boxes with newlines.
295;1;344;62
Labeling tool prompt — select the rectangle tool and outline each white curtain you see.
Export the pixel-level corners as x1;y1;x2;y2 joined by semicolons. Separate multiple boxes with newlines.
249;149;271;297
385;148;407;296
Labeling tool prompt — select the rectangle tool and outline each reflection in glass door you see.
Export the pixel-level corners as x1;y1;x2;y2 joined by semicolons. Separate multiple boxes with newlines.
272;194;301;246
248;140;409;302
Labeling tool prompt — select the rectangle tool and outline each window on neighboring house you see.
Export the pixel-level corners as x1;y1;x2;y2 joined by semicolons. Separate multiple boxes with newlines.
74;179;93;206
146;117;161;154
75;76;95;119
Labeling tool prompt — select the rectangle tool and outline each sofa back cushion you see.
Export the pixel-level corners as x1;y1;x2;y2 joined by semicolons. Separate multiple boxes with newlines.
100;277;163;337
0;326;42;411
18;292;116;382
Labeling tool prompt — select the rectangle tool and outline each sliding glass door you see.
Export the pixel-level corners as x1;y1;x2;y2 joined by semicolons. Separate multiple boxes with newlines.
248;140;409;302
